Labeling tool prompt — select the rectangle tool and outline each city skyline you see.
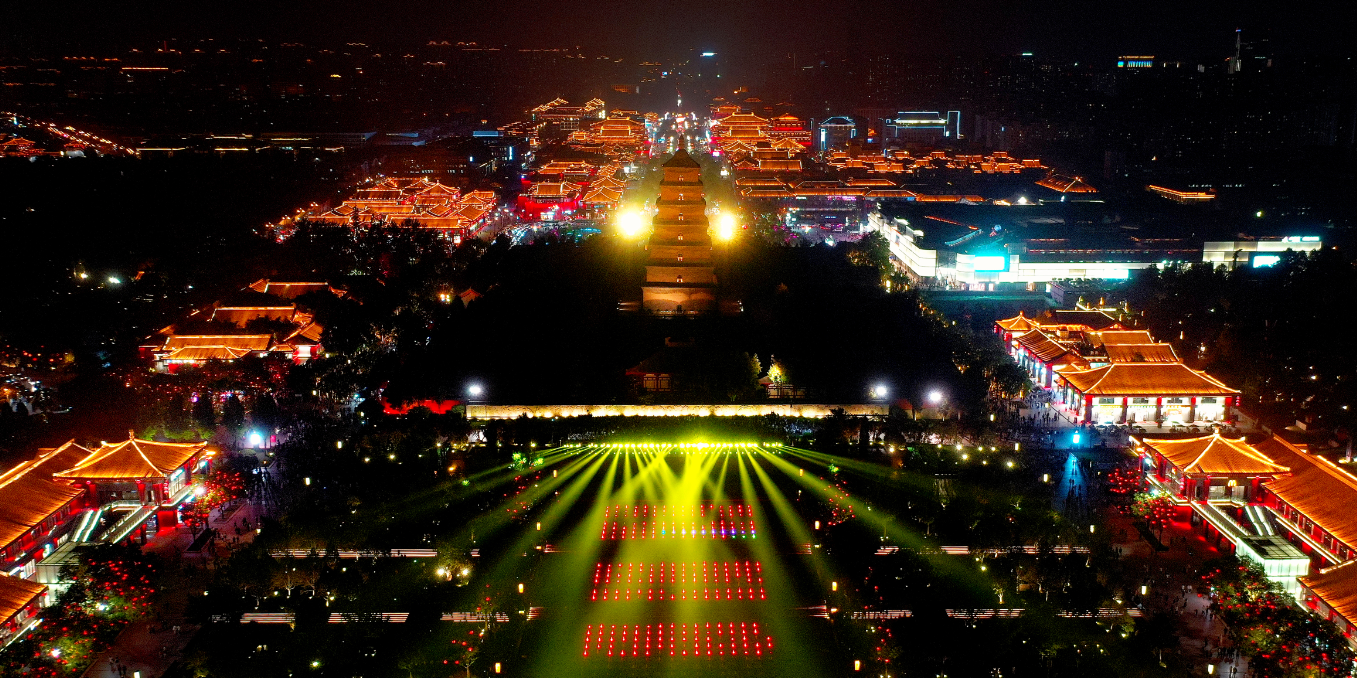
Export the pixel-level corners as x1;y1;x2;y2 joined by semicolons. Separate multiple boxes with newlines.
5;0;1355;62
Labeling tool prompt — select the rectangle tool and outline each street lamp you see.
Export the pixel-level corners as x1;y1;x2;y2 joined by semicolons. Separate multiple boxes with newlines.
871;384;889;400
467;383;484;398
927;390;944;405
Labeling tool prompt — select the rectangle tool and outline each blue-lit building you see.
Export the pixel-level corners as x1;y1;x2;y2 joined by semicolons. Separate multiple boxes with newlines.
883;111;961;144
817;116;856;152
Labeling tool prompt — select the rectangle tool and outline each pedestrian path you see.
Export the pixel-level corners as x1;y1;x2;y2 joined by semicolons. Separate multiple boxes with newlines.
84;501;265;678
80;622;198;678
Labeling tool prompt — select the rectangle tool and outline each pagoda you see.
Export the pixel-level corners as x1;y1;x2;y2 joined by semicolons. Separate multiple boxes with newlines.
642;148;716;314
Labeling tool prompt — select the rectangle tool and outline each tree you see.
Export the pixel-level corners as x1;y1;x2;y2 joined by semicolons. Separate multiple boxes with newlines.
192;392;216;429
221;394;246;433
1107;468;1140;502
1131;492;1174;535
165;392;189;431
1205;559;1356;677
250;393;282;431
846;230;893;279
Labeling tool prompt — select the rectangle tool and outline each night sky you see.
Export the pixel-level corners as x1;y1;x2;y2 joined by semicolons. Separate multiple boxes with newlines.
5;0;1353;62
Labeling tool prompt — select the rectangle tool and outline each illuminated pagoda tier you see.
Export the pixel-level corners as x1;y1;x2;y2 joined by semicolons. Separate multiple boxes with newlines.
642;148;716;315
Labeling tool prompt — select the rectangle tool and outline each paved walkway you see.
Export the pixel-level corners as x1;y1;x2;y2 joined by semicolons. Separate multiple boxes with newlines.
1109;506;1249;677
80;622;199;678
82;500;267;678
143;499;264;562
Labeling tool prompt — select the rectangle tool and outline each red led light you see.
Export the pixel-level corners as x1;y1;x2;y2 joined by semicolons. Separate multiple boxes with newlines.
603;503;751;518
581;622;771;658
597;519;758;540
590;562;766;600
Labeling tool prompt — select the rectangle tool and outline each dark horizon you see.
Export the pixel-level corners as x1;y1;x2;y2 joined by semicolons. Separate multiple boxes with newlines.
5;0;1354;64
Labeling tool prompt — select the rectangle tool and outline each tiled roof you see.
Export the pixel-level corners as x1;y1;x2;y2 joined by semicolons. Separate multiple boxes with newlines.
714;113;769;125
662;149;701;168
248;281;334;299
415;182;460;196
209;307;297;326
1095;330;1157;345
1301;560;1357;626
1050;352;1091;372
30;441;98;475
527;182;580;197
463;190;498;205
996;312;1037;333
0;576;45;624
0;443;88;547
734;177;785;187
1060;363;1238;396
1140;433;1290;475
1042;309;1125;331
1257;437;1357;551
162;346;256;361
53;438;208;481
284;321;324;345
1015;329;1069;363
162;335;272;352
1105;343;1180;363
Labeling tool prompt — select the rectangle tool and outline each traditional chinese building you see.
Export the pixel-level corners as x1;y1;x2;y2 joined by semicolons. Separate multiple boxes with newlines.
1010;328;1090;388
766;115;813;147
0;435;211;625
1134;434;1308;596
530;98;606;131
642;149;716;315
0;442;92;578
0;575;46;646
996;310;1237;425
52;437;211;543
1300;561;1357;643
1139;433;1290;504
1254;437;1357;567
305;178;497;236
1130;432;1357;645
1056;362;1238;424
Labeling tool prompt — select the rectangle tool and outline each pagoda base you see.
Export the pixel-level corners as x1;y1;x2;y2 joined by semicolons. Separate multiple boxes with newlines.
642;285;717;315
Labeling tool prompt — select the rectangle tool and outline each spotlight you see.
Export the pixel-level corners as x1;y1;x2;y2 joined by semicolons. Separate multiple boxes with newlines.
716;212;737;240
617;210;645;237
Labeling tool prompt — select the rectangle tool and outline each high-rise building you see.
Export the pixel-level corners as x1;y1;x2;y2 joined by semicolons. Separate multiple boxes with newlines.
817;116;857;152
642;149;716;315
883;111;961;143
1116;56;1156;69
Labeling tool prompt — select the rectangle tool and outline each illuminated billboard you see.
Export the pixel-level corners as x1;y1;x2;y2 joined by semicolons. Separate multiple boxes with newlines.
973;255;1008;272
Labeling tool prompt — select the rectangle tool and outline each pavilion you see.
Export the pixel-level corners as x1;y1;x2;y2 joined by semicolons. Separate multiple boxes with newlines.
53;436;212;542
1138;433;1289;503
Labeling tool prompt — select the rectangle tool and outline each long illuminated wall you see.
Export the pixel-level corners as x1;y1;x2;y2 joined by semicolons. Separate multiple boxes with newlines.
465;404;889;420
